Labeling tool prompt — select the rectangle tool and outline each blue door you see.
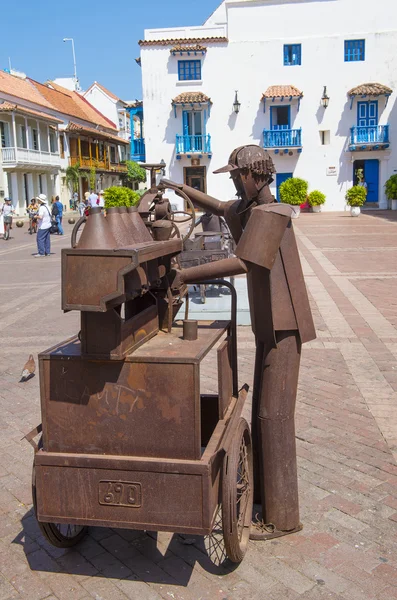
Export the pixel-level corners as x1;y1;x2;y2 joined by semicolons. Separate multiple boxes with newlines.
364;159;379;203
357;101;378;127
276;172;293;201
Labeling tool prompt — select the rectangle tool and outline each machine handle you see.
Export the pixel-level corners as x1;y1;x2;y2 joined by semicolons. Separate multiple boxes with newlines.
71;215;87;248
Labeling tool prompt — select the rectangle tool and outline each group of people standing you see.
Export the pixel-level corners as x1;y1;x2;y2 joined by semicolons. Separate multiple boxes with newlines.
77;190;105;217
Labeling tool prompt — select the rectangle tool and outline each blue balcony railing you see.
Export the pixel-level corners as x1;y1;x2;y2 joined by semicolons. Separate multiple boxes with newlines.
350;125;389;146
131;137;145;162
176;134;212;155
263;128;302;148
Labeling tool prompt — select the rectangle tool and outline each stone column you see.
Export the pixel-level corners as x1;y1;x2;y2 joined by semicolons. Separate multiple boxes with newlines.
10;172;19;214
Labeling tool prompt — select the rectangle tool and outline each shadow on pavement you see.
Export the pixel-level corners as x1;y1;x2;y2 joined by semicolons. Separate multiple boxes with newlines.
14;506;238;587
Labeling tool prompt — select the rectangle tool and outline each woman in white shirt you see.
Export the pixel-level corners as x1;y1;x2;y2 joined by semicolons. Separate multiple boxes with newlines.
34;194;52;257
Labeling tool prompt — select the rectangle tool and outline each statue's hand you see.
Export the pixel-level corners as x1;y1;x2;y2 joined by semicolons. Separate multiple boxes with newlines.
160;178;183;190
168;268;185;290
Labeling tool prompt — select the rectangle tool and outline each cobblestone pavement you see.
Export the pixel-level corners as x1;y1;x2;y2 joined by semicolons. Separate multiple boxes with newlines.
1;211;397;599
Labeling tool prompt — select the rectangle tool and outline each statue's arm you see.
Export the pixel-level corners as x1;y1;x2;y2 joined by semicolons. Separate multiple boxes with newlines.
160;178;227;217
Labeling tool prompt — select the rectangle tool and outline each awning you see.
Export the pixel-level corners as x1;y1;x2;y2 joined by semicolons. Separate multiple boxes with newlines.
172;92;212;117
0;101;63;124
66;122;129;145
348;83;393;108
261;86;303;112
170;45;207;55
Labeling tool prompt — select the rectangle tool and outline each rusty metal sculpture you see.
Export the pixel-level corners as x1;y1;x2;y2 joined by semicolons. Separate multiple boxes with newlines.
161;144;316;540
26;187;254;564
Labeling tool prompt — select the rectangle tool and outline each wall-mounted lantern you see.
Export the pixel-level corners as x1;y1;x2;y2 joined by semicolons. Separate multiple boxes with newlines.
233;90;241;114
321;86;330;108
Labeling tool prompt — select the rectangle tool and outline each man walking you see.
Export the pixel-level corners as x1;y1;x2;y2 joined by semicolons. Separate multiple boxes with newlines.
34;194;52;257
52;195;64;235
88;189;98;208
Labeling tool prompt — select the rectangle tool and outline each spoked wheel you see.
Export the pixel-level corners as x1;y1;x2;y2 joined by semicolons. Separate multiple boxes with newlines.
222;417;253;563
32;441;88;548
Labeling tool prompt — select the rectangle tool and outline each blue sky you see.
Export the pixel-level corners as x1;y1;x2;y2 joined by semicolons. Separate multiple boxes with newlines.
1;0;220;100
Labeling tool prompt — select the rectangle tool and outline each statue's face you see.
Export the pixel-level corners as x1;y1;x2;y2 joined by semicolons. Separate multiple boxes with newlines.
231;169;264;202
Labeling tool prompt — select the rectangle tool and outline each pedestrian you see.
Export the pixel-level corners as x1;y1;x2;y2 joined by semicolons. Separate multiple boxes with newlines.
73;191;79;210
78;198;86;217
1;198;14;238
34;194;52;257
52;195;64;235
98;190;105;208
88;189;98;208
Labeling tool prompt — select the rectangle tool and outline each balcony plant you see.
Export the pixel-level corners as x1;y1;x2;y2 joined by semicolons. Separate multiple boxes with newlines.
345;185;366;217
308;190;326;213
104;186;140;209
279;177;308;218
385;174;397;211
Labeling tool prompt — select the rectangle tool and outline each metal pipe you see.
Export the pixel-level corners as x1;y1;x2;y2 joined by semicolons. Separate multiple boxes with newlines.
188;279;238;397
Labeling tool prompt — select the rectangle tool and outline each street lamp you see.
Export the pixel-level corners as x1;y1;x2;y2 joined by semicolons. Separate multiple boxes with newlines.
321;86;330;108
233;90;241;114
63;38;79;91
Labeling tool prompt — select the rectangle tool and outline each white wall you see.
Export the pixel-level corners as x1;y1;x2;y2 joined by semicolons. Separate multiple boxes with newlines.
84;86;118;128
141;0;397;211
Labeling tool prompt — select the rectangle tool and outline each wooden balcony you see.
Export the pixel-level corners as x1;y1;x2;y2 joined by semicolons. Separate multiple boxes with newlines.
348;125;390;151
69;156;127;172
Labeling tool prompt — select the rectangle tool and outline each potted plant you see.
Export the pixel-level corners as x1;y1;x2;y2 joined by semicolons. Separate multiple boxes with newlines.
345;185;366;216
279;177;308;218
385;174;397;211
308;190;326;213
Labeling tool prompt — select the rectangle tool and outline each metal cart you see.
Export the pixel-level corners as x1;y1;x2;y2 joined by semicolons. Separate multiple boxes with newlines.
27;211;253;564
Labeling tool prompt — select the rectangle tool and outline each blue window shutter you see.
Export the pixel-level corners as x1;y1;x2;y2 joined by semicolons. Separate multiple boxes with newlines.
183;111;189;136
203;109;207;136
283;45;288;65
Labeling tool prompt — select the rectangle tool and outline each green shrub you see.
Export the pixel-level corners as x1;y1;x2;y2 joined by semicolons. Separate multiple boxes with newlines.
308;190;326;206
104;186;140;209
345;185;367;207
385;174;397;200
279;177;308;206
125;161;147;183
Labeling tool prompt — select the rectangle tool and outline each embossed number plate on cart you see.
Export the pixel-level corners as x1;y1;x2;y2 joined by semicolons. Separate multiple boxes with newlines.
99;481;142;508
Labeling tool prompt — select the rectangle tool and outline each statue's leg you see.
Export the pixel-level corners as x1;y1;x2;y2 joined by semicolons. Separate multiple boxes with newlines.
251;338;265;504
251;330;302;540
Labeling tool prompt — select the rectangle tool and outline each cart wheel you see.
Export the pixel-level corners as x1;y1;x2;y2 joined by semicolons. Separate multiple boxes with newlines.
222;417;253;563
32;441;88;548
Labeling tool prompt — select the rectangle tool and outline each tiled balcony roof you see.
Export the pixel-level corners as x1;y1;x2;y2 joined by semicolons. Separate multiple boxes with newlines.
262;85;303;99
348;83;393;97
170;44;207;53
66;122;129;145
172;92;212;105
139;36;227;47
0;101;63;123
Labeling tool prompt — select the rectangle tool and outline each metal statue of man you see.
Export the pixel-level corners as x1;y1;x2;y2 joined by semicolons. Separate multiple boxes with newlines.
161;144;316;540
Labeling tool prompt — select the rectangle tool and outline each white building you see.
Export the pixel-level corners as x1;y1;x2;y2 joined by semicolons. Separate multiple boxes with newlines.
0;71;129;213
84;82;131;141
139;0;397;211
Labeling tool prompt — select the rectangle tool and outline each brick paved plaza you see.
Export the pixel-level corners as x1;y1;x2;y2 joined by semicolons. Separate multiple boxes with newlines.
1;211;397;599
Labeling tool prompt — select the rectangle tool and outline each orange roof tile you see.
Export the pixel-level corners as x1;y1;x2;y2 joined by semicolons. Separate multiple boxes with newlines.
66;122;129;145
0;101;63;123
348;82;393;96
262;85;303;99
0;70;53;109
172;91;212;105
30;80;117;130
170;44;207;53
139;36;227;47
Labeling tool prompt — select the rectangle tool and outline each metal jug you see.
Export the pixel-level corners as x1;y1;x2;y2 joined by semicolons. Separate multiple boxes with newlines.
106;207;131;247
71;207;116;249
